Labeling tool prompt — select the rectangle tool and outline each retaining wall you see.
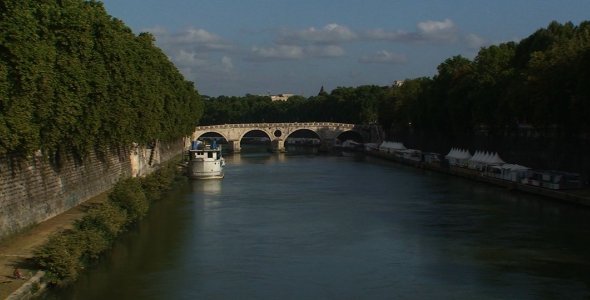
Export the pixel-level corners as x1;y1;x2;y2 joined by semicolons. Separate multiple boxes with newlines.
0;139;186;240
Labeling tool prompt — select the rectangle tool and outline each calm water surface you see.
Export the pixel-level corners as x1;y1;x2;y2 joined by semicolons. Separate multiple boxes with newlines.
46;151;590;299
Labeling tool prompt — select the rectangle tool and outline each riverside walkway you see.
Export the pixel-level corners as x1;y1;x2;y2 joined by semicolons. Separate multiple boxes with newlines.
0;193;108;299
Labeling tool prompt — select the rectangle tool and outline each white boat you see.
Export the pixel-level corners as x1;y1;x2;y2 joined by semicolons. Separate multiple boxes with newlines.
186;141;225;179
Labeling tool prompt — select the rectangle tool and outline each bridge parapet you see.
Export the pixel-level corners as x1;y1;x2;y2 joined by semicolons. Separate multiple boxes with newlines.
194;122;364;131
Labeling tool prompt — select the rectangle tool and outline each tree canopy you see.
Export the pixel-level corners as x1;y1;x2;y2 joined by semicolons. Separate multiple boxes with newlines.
201;86;388;125
0;0;203;159
386;21;590;139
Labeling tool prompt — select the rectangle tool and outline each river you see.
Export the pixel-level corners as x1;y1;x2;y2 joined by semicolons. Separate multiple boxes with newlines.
44;149;590;299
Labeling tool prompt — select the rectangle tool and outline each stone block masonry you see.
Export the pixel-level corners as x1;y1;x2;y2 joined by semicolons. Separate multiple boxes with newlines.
0;139;186;240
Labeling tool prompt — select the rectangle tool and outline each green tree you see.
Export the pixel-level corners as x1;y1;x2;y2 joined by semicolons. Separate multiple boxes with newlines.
0;0;203;158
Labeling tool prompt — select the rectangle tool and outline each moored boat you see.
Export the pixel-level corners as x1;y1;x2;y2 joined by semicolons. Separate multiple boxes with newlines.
186;140;225;179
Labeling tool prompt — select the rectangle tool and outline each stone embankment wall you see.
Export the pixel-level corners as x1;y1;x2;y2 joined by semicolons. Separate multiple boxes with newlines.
0;139;187;240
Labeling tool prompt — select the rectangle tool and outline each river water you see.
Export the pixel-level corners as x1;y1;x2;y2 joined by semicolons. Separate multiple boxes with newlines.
45;150;590;299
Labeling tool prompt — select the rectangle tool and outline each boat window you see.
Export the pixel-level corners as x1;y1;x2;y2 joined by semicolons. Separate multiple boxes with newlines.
208;152;213;158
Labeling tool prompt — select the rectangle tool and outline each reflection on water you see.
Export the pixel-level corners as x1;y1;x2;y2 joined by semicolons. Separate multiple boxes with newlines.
193;180;223;209
285;144;319;155
45;153;590;300
194;179;222;195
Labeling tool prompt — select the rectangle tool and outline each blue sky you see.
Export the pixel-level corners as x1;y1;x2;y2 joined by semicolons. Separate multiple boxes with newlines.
100;0;589;97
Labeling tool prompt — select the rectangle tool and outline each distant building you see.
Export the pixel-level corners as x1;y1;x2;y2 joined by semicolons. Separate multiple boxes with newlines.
270;93;295;101
392;80;405;87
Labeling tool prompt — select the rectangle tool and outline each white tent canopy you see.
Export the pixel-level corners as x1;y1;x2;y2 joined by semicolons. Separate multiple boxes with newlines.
445;148;472;167
445;148;472;160
468;150;505;169
379;141;407;152
489;152;505;165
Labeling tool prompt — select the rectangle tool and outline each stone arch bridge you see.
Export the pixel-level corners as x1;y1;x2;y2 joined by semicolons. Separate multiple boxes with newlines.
190;122;382;153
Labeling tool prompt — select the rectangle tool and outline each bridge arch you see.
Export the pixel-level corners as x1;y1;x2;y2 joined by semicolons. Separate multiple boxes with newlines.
239;129;272;151
192;130;229;142
238;128;273;142
285;129;322;146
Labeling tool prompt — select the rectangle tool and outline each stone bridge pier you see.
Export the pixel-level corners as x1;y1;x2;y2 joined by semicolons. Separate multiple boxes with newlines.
228;137;284;153
319;138;336;152
271;139;285;153
191;122;381;153
229;140;242;153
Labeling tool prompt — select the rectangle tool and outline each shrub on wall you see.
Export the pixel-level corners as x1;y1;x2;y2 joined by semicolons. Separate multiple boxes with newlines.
35;232;85;285
108;178;148;224
75;202;127;241
141;162;177;201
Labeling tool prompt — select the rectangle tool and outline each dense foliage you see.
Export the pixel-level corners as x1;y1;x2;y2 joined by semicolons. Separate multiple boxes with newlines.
201;86;387;125
202;21;590;141
0;0;203;159
387;21;590;140
34;161;183;286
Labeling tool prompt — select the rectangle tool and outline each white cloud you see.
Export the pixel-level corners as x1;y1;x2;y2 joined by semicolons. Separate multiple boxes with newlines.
173;50;209;67
417;19;458;42
359;50;407;64
143;26;168;36
464;33;488;49
167;49;235;87
221;56;234;72
304;45;345;57
277;23;357;45
141;20;486;96
364;29;416;42
249;45;345;61
177;28;222;44
141;26;238;88
246;19;481;63
147;26;233;53
363;19;459;43
417;19;455;35
251;45;304;60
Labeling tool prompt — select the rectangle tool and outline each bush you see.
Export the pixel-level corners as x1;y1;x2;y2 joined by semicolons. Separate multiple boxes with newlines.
35;228;111;285
141;163;181;201
108;178;148;223
79;228;110;262
75;202;127;241
35;231;85;285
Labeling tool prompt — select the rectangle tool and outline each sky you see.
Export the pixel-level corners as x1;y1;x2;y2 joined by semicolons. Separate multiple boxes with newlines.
100;0;590;97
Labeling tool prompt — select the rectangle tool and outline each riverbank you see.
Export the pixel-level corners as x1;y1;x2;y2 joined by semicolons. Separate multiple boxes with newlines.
0;158;185;299
0;192;108;299
367;150;590;207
